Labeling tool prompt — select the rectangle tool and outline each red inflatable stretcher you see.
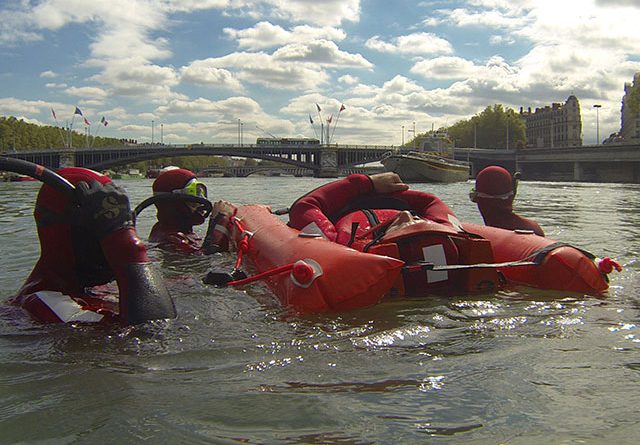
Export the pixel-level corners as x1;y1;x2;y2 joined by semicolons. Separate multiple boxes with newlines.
230;205;403;313
462;223;612;294
228;206;617;314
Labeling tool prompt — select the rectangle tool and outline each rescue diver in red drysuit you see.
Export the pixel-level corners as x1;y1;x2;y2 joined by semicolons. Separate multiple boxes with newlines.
148;167;234;254
288;172;460;246
470;165;544;237
10;168;176;324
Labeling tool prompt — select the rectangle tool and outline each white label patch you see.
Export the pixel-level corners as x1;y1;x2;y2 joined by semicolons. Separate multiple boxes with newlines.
423;244;448;283
299;221;327;239
36;291;104;323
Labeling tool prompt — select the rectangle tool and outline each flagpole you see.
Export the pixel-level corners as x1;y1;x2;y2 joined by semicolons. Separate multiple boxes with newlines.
308;115;319;140
330;105;345;143
51;109;68;148
69;116;75;149
315;104;324;144
326;117;331;144
91;119;101;148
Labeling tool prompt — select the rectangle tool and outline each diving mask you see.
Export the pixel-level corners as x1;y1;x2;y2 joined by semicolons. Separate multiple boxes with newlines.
172;178;208;199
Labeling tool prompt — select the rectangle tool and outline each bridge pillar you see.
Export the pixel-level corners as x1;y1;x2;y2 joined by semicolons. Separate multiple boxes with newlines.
59;152;75;168
317;147;339;177
573;161;583;181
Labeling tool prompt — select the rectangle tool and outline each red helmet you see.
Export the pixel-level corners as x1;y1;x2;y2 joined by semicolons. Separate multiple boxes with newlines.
152;167;196;194
33;168;114;291
470;166;516;204
152;167;207;228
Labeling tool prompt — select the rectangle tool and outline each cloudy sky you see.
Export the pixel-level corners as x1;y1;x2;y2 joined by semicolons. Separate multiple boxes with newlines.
1;0;639;147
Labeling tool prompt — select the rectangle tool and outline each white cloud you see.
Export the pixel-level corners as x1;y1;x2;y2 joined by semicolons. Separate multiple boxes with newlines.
89;59;181;101
273;40;373;69
66;86;110;101
442;7;531;29
180;62;244;92
2;0;640;145
189;52;331;90
489;35;515;45
366;33;453;55
236;0;361;27
411;56;480;80
0;98;52;116
163;0;230;13
154;96;262;117
338;74;360;85
224;22;346;51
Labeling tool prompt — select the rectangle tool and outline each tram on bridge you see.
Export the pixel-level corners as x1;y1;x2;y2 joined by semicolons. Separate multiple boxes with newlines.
256;137;320;146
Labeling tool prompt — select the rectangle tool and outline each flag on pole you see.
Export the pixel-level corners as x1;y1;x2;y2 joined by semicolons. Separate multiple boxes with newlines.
316;103;321;112
83;117;91;126
74;106;83;116
327;115;333;124
51;108;57;120
339;104;346;112
309;114;314;124
100;116;108;126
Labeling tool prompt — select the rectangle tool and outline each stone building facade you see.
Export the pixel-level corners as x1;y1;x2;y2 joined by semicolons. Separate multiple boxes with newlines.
520;95;582;148
620;73;640;143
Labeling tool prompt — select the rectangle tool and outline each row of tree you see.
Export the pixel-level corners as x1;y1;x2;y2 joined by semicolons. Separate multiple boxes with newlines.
0;116;123;151
405;104;526;150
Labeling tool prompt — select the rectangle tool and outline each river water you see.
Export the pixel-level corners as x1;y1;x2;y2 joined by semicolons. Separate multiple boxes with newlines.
0;176;639;444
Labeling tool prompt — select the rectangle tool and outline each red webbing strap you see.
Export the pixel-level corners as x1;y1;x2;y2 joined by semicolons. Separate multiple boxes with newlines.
232;214;250;270
227;263;295;286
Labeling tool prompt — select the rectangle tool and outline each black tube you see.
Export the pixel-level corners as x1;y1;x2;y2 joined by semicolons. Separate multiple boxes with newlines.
133;194;213;223
0;157;75;199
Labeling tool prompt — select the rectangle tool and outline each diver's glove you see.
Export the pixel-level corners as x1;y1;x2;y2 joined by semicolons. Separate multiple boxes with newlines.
74;180;134;238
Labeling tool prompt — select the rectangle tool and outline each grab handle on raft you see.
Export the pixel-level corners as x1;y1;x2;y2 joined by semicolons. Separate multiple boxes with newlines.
205;260;320;288
0;157;76;199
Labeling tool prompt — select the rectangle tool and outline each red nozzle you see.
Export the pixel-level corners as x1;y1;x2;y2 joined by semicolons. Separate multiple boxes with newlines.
598;257;622;274
292;261;315;285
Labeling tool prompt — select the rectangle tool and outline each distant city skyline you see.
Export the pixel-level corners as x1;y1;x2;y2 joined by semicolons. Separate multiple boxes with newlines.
1;0;639;146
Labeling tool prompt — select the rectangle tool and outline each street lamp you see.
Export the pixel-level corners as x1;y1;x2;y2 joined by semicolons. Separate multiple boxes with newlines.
151;120;155;144
593;104;601;145
407;122;416;150
401;125;405;145
160;123;163;144
237;119;243;146
506;120;510;150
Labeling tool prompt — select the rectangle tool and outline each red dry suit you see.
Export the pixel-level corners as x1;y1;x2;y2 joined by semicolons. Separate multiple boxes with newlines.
10;168;175;324
472;166;544;236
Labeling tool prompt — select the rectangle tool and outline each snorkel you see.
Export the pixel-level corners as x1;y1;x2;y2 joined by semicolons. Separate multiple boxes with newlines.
0;157;76;198
133;193;212;224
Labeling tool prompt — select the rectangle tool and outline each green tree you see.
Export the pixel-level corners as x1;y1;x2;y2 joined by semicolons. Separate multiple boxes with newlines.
0;116;124;151
447;104;525;149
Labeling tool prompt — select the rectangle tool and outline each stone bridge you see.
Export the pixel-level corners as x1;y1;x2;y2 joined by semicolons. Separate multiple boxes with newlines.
3;141;640;182
0;143;395;178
